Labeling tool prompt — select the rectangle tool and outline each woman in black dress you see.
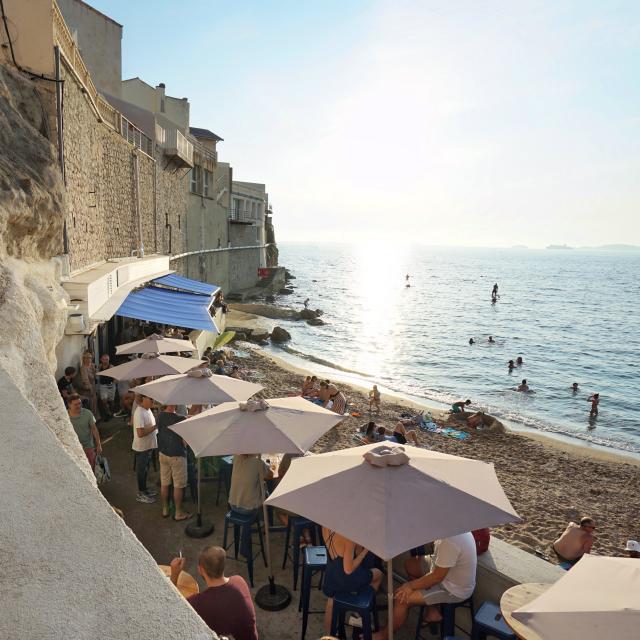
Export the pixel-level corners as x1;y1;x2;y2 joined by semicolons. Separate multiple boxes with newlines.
322;527;383;632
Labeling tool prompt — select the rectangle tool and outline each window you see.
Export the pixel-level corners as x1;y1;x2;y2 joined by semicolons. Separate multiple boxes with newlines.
203;169;212;198
190;166;202;194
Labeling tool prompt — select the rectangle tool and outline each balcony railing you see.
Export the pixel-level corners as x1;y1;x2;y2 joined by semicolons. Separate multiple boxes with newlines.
121;116;153;156
162;128;194;167
229;208;261;224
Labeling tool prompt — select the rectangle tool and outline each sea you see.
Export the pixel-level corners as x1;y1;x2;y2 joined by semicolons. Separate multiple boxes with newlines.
262;242;640;456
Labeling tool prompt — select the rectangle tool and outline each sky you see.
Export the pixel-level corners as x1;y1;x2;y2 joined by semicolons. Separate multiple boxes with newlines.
89;0;640;247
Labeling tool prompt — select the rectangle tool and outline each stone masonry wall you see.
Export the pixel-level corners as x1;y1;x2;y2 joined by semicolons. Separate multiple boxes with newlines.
61;60;187;273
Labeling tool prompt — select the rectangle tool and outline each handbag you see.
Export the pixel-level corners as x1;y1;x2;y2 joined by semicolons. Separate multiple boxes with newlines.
94;454;111;484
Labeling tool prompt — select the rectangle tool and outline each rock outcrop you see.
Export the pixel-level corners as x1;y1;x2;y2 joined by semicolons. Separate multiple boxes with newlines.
271;326;292;343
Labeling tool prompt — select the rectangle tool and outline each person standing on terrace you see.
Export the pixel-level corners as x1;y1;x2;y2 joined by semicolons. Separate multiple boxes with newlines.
67;393;101;470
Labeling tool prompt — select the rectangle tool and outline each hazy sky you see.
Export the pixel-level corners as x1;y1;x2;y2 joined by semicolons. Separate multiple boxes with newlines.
90;0;639;247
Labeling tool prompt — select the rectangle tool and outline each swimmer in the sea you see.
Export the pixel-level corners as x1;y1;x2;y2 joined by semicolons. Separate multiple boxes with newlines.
587;393;599;417
516;379;529;392
508;360;515;371
516;356;523;366
571;382;579;393
488;336;495;344
469;338;475;345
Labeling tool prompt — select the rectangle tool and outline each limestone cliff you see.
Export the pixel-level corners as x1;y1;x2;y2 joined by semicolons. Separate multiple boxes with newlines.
0;63;216;639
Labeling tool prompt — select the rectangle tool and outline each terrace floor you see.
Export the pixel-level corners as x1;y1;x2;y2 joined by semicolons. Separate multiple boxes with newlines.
98;416;473;640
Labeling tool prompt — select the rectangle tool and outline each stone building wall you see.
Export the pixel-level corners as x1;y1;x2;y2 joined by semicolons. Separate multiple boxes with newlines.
61;59;186;273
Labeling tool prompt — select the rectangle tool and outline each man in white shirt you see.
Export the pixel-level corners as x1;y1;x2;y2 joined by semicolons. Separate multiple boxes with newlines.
373;532;477;639
132;395;158;504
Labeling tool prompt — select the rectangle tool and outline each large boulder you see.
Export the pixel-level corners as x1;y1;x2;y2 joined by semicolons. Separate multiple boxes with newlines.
278;287;294;295
270;326;291;343
307;317;325;326
249;331;270;343
299;308;318;320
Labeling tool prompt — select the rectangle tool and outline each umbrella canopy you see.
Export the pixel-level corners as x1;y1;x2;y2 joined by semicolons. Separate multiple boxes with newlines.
116;333;196;355
132;369;263;405
169;397;346;457
265;442;521;560
98;354;204;381
512;555;640;639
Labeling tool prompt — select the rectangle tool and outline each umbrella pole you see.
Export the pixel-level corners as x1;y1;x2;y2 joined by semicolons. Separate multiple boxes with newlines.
255;463;291;611
387;559;394;640
185;456;214;538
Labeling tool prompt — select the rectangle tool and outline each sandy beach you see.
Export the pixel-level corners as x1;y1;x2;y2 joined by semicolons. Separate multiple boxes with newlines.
234;343;640;561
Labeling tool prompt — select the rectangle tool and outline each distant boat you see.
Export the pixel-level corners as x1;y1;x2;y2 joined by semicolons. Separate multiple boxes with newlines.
546;244;573;250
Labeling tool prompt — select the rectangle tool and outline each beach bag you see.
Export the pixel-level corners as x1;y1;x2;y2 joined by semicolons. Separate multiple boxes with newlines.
94;454;111;484
472;528;491;555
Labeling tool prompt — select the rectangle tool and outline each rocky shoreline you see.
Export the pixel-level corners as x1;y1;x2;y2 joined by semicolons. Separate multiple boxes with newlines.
232;345;640;562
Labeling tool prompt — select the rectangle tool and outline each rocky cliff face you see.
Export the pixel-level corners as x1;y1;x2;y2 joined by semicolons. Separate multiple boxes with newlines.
0;64;88;473
0;61;216;639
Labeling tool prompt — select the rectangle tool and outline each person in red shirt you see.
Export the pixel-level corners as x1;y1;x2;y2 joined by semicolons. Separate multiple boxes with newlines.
170;546;258;640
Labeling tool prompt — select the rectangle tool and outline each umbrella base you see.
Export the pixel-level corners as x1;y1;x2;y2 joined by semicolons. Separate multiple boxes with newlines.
255;580;291;611
185;514;214;539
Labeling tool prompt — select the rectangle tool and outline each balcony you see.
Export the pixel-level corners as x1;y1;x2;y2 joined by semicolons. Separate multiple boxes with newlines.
162;128;194;168
120;116;154;157
229;207;258;224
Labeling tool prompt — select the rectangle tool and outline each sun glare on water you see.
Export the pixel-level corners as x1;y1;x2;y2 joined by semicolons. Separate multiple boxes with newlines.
347;241;411;378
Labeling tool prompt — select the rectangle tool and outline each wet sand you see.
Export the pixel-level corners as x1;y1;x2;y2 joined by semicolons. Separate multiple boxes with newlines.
235;344;640;561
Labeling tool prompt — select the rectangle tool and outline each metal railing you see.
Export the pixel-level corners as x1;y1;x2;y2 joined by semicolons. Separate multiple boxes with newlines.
52;1;154;158
229;207;261;223
164;128;194;166
192;139;217;168
121;116;153;156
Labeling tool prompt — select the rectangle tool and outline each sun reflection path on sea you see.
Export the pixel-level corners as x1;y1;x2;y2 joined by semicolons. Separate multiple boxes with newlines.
346;242;411;379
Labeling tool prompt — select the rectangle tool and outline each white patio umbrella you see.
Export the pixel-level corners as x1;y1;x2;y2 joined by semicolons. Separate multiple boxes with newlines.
132;369;264;539
132;369;263;405
265;442;521;639
116;333;196;355
171;397;346;610
98;354;203;381
511;555;640;639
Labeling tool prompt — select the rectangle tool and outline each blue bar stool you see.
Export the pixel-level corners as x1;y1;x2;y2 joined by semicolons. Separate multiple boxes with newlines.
330;586;379;640
415;594;474;639
282;516;315;590
472;601;515;639
298;546;327;640
222;509;266;588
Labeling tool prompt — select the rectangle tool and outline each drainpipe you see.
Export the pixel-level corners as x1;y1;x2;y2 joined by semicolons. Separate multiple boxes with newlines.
153;157;158;252
54;45;68;254
132;151;144;258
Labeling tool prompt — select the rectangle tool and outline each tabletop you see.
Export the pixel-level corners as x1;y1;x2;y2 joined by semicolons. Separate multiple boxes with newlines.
500;582;550;640
159;565;200;599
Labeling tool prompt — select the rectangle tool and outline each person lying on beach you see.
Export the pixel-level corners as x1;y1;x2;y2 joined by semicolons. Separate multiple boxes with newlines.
587;393;599;416
359;421;383;444
369;385;381;413
375;423;420;446
516;379;530;392
228;365;243;379
451;400;471;414
552;517;596;567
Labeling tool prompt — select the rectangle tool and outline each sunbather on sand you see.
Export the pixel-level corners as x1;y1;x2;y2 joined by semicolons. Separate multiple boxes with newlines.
375;423;419;446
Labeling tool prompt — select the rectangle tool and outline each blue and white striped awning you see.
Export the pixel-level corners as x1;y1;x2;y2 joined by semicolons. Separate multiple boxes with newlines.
152;274;220;297
116;285;219;333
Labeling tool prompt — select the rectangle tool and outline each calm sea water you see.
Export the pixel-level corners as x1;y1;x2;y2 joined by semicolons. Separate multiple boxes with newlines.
264;242;640;454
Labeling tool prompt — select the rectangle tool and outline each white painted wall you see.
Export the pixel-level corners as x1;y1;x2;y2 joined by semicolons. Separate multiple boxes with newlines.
0;0;55;77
